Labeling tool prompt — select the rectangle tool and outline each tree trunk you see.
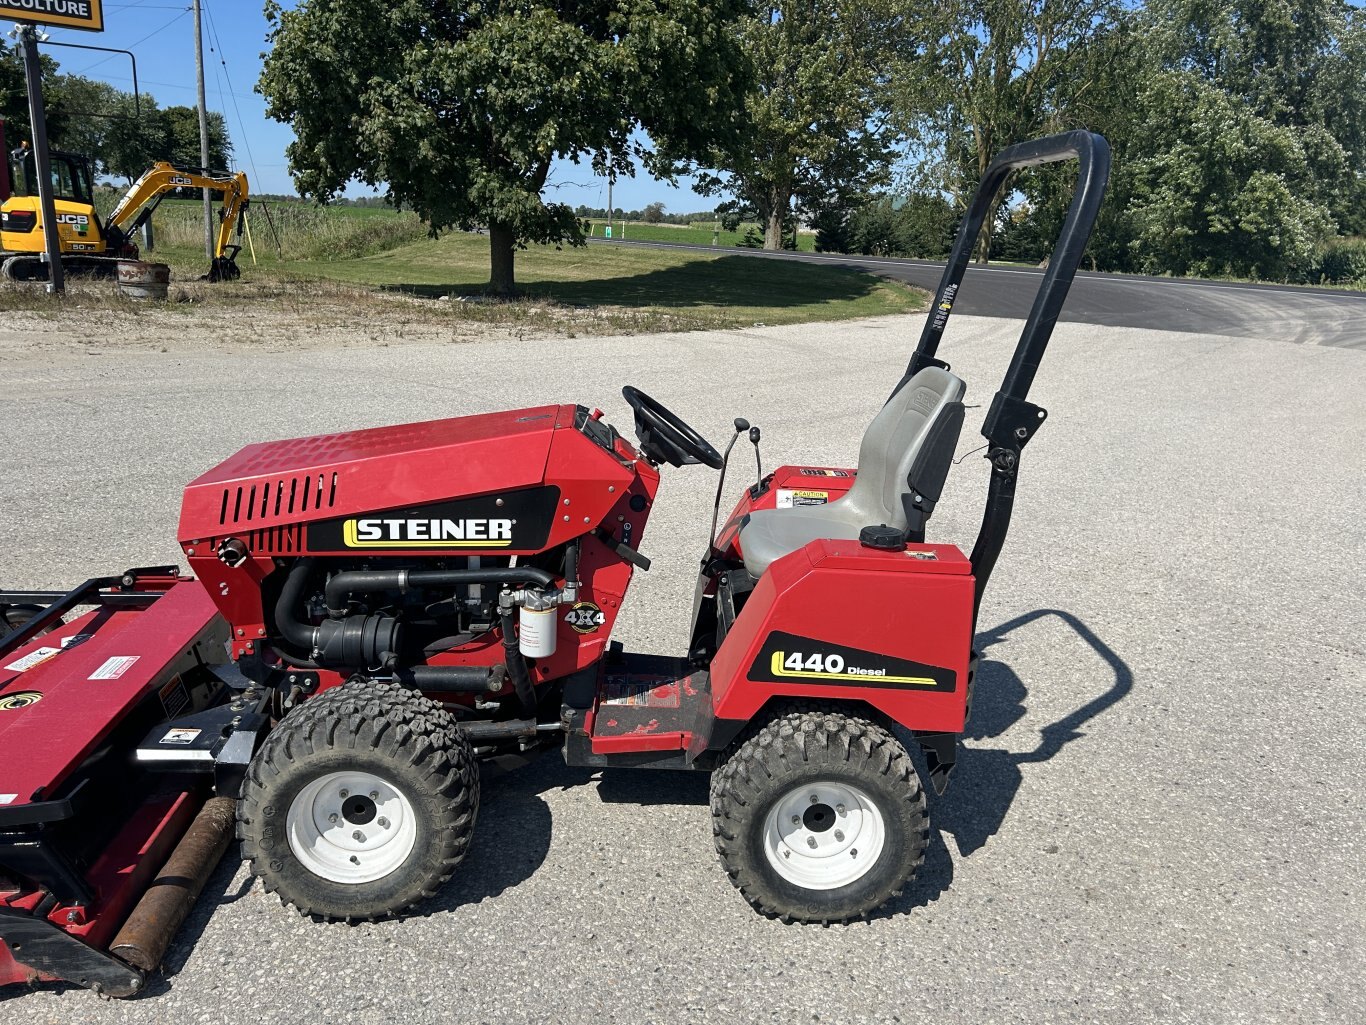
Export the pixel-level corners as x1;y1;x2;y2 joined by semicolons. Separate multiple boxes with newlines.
764;191;788;251
488;221;516;297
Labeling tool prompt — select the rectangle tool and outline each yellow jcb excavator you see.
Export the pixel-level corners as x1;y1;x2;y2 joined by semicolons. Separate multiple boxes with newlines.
0;145;249;283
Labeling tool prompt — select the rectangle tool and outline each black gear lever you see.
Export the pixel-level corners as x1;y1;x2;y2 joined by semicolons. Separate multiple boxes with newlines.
748;426;763;491
709;417;751;548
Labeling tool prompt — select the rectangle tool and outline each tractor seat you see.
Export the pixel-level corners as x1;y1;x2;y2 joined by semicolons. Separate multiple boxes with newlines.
738;366;967;577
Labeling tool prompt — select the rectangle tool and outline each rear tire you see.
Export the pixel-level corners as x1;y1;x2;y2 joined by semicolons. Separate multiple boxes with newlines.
710;709;927;923
238;680;478;921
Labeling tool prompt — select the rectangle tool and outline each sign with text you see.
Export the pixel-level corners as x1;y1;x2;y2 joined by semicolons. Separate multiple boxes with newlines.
1;0;103;32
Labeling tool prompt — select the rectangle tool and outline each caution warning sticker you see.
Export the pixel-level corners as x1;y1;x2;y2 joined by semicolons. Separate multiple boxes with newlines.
600;676;681;709
89;656;139;680
4;646;61;673
776;489;829;508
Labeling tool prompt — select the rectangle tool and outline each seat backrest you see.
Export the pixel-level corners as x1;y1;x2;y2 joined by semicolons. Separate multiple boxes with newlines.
837;366;967;533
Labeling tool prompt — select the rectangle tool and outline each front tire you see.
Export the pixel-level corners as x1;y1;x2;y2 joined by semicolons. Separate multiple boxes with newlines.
710;709;928;923
238;680;478;921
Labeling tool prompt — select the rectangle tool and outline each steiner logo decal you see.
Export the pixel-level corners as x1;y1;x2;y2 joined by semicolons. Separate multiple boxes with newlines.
749;631;955;693
343;517;514;548
306;487;560;553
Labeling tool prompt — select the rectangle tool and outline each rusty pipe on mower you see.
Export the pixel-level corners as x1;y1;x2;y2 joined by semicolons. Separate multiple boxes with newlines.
108;797;236;973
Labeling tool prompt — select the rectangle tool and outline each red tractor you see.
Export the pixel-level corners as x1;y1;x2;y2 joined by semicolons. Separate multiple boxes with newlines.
0;133;1109;994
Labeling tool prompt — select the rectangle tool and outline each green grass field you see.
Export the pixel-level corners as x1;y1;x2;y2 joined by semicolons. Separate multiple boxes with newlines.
133;199;916;332
587;219;818;252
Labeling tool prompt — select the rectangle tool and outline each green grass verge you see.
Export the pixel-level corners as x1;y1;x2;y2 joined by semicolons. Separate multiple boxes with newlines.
111;196;921;334
283;232;914;326
587;220;818;252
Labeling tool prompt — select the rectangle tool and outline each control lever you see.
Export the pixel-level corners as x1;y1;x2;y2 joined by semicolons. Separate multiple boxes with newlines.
709;417;751;547
749;426;763;490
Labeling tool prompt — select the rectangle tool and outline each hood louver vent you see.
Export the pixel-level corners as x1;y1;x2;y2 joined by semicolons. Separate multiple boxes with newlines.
219;472;338;526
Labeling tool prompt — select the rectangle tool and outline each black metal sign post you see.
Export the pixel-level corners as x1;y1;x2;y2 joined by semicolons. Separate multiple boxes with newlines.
4;0;105;294
17;23;63;294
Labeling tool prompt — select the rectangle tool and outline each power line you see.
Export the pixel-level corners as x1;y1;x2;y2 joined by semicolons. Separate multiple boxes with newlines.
203;0;261;185
70;9;190;75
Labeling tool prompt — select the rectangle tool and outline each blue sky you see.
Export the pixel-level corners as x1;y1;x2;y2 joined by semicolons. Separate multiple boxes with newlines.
35;0;719;212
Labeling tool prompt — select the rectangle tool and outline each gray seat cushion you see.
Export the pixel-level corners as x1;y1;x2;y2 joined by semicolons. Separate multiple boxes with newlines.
738;365;967;577
738;507;867;577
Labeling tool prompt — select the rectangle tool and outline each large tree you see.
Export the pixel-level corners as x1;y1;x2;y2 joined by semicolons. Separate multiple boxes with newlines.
694;0;914;250
899;0;1120;261
162;105;233;174
259;0;752;295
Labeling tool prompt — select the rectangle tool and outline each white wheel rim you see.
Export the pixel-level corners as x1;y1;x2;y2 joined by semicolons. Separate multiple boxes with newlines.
762;780;886;891
285;770;418;884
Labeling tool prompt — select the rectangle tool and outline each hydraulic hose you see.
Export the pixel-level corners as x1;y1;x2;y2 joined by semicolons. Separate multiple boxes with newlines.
499;605;538;716
325;566;556;617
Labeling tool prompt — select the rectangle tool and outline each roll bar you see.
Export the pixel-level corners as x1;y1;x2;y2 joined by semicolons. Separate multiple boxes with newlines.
904;130;1111;623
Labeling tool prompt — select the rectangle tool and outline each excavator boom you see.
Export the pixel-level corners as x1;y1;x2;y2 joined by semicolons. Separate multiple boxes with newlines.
107;162;250;276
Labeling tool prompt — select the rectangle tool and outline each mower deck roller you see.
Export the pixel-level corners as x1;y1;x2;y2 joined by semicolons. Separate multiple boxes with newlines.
1;132;1110;994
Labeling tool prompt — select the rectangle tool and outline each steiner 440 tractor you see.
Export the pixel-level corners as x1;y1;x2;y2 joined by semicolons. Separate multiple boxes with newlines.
0;133;1109;996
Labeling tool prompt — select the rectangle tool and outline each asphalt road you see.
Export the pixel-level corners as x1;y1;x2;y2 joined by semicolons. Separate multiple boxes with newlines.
1;313;1363;1024
596;237;1366;348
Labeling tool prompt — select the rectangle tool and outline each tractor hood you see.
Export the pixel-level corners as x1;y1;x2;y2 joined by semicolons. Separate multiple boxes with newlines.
178;404;575;546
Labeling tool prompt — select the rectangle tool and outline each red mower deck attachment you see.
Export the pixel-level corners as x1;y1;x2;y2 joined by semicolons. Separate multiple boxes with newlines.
1;132;1111;995
0;569;239;995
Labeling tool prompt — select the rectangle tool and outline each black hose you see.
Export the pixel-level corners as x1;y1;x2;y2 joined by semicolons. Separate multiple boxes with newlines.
499;605;537;715
325;566;556;617
276;558;318;651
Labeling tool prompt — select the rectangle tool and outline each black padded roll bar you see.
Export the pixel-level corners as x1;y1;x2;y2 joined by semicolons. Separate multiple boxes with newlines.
905;130;1111;623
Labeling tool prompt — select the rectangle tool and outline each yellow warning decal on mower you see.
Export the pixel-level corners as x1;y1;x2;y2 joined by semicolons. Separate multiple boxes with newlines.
0;691;43;711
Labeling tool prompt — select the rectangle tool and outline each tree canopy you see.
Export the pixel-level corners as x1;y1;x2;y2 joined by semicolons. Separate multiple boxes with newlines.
693;0;918;250
259;0;753;294
0;43;233;187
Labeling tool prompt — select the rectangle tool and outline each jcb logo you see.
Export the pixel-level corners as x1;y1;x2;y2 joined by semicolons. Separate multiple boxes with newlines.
55;214;89;225
170;176;194;186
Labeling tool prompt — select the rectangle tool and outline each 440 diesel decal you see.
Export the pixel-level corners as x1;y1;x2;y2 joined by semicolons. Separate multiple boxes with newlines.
748;631;955;692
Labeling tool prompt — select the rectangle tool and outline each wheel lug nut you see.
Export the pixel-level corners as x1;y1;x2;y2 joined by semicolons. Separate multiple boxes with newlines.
809;794;819;804
850;848;858;857
377;816;390;829
836;804;846;815
328;813;338;824
791;815;800;825
350;855;360;865
369;791;378;800
340;789;349;798
807;836;818;849
834;829;845;842
353;830;365;842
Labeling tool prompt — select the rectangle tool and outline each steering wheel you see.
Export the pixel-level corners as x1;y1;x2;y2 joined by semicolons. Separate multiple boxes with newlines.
621;386;724;469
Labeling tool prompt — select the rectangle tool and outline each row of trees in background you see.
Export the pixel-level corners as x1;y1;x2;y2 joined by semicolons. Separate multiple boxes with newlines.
0;43;232;185
812;0;1366;284
261;0;1366;293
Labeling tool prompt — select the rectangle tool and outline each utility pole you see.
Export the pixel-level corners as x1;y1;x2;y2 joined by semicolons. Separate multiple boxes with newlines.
17;25;64;295
606;175;613;240
193;0;212;259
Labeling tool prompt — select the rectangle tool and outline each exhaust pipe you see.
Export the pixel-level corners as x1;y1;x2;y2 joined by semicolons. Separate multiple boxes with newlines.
108;796;236;973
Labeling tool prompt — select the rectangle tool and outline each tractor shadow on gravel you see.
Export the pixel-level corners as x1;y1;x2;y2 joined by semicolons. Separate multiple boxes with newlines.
878;608;1134;919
